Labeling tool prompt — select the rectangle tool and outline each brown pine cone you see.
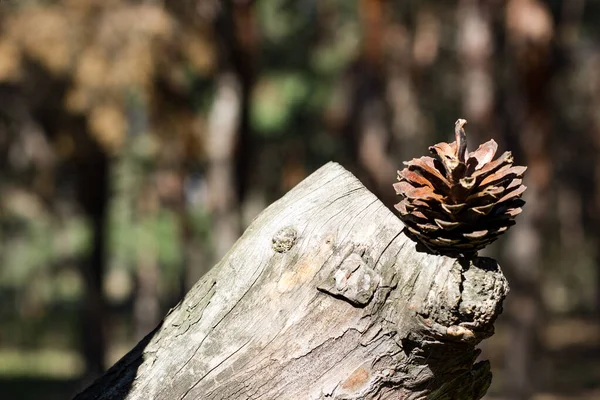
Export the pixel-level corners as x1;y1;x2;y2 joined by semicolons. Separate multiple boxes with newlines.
394;119;526;255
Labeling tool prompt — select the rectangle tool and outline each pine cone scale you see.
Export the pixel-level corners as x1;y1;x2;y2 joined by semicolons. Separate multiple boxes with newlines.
479;165;527;187
405;157;452;192
496;184;527;204
470;203;495;216
441;203;466;214
398;169;435;188
467;139;498;169
472;151;513;178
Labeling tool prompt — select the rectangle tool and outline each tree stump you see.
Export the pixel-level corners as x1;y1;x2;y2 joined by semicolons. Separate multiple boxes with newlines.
75;162;509;400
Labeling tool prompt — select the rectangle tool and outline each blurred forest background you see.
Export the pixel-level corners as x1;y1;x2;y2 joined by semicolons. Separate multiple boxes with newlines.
0;0;598;399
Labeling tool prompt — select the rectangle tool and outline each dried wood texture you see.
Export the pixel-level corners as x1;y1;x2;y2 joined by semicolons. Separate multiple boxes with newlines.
75;162;509;400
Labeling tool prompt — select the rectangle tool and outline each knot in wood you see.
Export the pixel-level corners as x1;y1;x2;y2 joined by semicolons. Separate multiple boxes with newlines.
272;226;298;253
458;257;509;328
416;257;508;342
318;253;381;306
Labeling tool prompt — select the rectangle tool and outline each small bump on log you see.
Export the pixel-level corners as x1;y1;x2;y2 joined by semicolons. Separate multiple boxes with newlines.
272;226;298;253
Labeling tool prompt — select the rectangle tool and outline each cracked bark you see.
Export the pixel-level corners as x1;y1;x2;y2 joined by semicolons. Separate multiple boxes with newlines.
74;162;509;400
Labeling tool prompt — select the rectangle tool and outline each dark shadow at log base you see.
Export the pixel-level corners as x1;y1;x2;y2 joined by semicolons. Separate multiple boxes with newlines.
72;320;164;400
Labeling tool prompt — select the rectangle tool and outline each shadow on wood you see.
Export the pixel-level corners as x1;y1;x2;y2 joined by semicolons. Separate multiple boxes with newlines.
74;162;509;400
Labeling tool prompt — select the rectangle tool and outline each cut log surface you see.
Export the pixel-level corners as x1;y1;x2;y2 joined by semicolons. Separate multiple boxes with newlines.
75;162;509;400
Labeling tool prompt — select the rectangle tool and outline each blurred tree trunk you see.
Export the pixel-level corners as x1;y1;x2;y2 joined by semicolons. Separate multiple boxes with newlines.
75;136;110;378
554;0;595;317
588;57;600;317
133;182;161;341
177;182;196;295
594;109;600;317
501;1;555;398
205;72;243;260
21;60;111;377
336;0;395;209
205;0;257;263
457;0;496;143
593;56;600;318
560;0;600;318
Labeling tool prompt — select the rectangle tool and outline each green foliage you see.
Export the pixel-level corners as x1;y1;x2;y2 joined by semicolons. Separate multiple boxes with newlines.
251;73;310;136
0;212;90;287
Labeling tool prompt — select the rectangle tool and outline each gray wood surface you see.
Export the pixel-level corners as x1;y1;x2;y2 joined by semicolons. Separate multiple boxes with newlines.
75;162;509;400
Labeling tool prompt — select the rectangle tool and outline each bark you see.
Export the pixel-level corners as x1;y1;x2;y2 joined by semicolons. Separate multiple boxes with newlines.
74;162;509;400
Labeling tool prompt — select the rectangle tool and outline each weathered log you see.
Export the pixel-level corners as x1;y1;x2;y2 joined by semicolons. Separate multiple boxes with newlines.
75;162;509;400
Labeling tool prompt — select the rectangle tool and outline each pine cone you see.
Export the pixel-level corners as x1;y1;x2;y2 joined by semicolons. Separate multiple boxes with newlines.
394;119;526;255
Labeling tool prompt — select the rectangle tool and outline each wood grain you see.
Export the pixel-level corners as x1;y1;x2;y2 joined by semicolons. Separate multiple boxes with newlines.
75;162;508;400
